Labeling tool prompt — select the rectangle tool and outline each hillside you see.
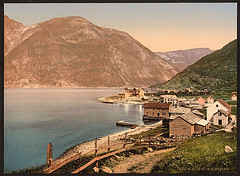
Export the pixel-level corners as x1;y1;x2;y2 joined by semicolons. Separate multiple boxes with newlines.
155;48;213;72
151;39;237;93
4;15;178;88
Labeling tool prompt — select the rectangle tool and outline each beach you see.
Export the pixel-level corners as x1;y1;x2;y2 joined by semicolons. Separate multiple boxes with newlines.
52;121;163;166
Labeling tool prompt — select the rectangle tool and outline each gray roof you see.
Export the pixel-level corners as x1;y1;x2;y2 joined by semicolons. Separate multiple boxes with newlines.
213;109;228;117
180;112;202;125
192;110;204;117
196;119;209;126
173;112;209;126
169;107;191;114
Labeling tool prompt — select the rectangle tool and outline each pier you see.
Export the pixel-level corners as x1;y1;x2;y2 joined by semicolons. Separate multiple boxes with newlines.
116;121;143;128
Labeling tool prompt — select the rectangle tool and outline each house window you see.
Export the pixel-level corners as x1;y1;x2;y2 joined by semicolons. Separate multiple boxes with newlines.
216;104;218;107
157;113;160;116
153;112;154;116
162;112;166;115
218;119;222;125
219;112;222;116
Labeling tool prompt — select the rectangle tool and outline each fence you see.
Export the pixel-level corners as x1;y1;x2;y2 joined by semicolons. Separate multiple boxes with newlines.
43;133;181;174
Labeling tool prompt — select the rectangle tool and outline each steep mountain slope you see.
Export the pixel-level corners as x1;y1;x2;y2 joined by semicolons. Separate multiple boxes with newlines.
155;48;213;72
151;39;237;93
4;15;41;56
4;16;178;88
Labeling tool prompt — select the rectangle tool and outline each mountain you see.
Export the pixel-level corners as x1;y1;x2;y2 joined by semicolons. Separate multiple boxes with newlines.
4;15;178;88
151;39;237;93
155;48;214;72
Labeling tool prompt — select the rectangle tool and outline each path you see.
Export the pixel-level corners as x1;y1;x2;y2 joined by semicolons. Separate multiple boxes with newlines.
112;147;176;173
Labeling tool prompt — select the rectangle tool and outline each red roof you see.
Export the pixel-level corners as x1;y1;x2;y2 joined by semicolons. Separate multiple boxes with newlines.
217;99;231;110
144;103;171;109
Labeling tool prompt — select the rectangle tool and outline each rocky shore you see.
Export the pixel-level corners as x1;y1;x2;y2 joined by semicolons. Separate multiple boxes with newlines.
52;121;163;166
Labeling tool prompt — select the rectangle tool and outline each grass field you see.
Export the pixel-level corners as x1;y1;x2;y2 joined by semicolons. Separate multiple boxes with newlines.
231;106;237;115
227;101;237;105
152;131;237;173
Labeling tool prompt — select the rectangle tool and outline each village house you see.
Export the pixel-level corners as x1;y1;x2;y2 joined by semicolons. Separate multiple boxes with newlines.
198;96;205;106
118;87;144;101
169;112;210;138
188;100;203;110
206;99;231;125
169;107;191;119
212;109;229;127
206;96;214;104
160;95;178;106
231;92;237;101
143;102;171;120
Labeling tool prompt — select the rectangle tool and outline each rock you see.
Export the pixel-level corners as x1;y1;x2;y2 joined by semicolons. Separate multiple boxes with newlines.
225;146;233;153
93;167;99;173
147;147;153;152
102;167;113;173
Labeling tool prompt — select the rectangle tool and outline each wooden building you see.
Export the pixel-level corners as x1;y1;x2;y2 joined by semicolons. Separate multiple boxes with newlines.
118;87;144;101
143;102;171;120
169;112;210;138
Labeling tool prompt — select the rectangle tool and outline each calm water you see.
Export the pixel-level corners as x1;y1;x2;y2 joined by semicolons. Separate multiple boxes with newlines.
4;88;144;172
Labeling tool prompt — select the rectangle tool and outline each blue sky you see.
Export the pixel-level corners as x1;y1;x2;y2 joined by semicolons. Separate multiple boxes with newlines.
4;3;237;52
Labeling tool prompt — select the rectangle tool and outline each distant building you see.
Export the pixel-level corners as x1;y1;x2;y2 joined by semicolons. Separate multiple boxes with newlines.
207;99;231;122
206;96;214;104
231;92;237;101
188;100;203;110
211;109;229;127
198;96;205;106
143;102;171;120
169;107;191;119
118;87;144;101
169;112;210;138
160;95;178;106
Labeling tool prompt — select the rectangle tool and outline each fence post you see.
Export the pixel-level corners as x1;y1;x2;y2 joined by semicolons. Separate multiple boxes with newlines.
108;136;110;153
123;132;127;148
95;138;98;167
47;143;53;168
148;135;151;146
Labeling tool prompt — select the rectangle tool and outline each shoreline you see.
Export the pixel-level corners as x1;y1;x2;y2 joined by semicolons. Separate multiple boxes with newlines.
52;121;163;166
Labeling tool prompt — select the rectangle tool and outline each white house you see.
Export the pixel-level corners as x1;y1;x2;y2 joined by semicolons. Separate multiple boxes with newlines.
206;96;214;104
212;109;229;127
160;95;178;106
206;99;231;122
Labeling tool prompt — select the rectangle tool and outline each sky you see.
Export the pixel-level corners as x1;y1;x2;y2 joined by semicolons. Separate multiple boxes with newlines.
4;3;237;52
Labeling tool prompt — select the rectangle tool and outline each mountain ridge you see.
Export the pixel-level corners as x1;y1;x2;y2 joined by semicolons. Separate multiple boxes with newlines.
4;15;178;88
151;39;237;93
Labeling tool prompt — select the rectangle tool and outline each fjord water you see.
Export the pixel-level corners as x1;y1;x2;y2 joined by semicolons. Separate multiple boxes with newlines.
4;88;144;172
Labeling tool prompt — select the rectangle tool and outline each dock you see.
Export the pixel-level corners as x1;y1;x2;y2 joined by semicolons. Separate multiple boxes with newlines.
116;121;143;128
142;115;164;121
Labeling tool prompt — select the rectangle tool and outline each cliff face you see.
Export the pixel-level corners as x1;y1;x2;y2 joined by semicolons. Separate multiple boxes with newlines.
4;16;178;88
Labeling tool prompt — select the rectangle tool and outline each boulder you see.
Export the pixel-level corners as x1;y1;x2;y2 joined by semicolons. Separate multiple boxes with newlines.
102;167;113;173
147;147;153;152
225;146;233;153
93;167;99;173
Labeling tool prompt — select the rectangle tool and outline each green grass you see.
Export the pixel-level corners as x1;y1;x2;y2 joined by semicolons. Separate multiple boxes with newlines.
152;131;237;173
227;101;237;105
129;125;168;139
152;39;237;94
231;106;237;115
